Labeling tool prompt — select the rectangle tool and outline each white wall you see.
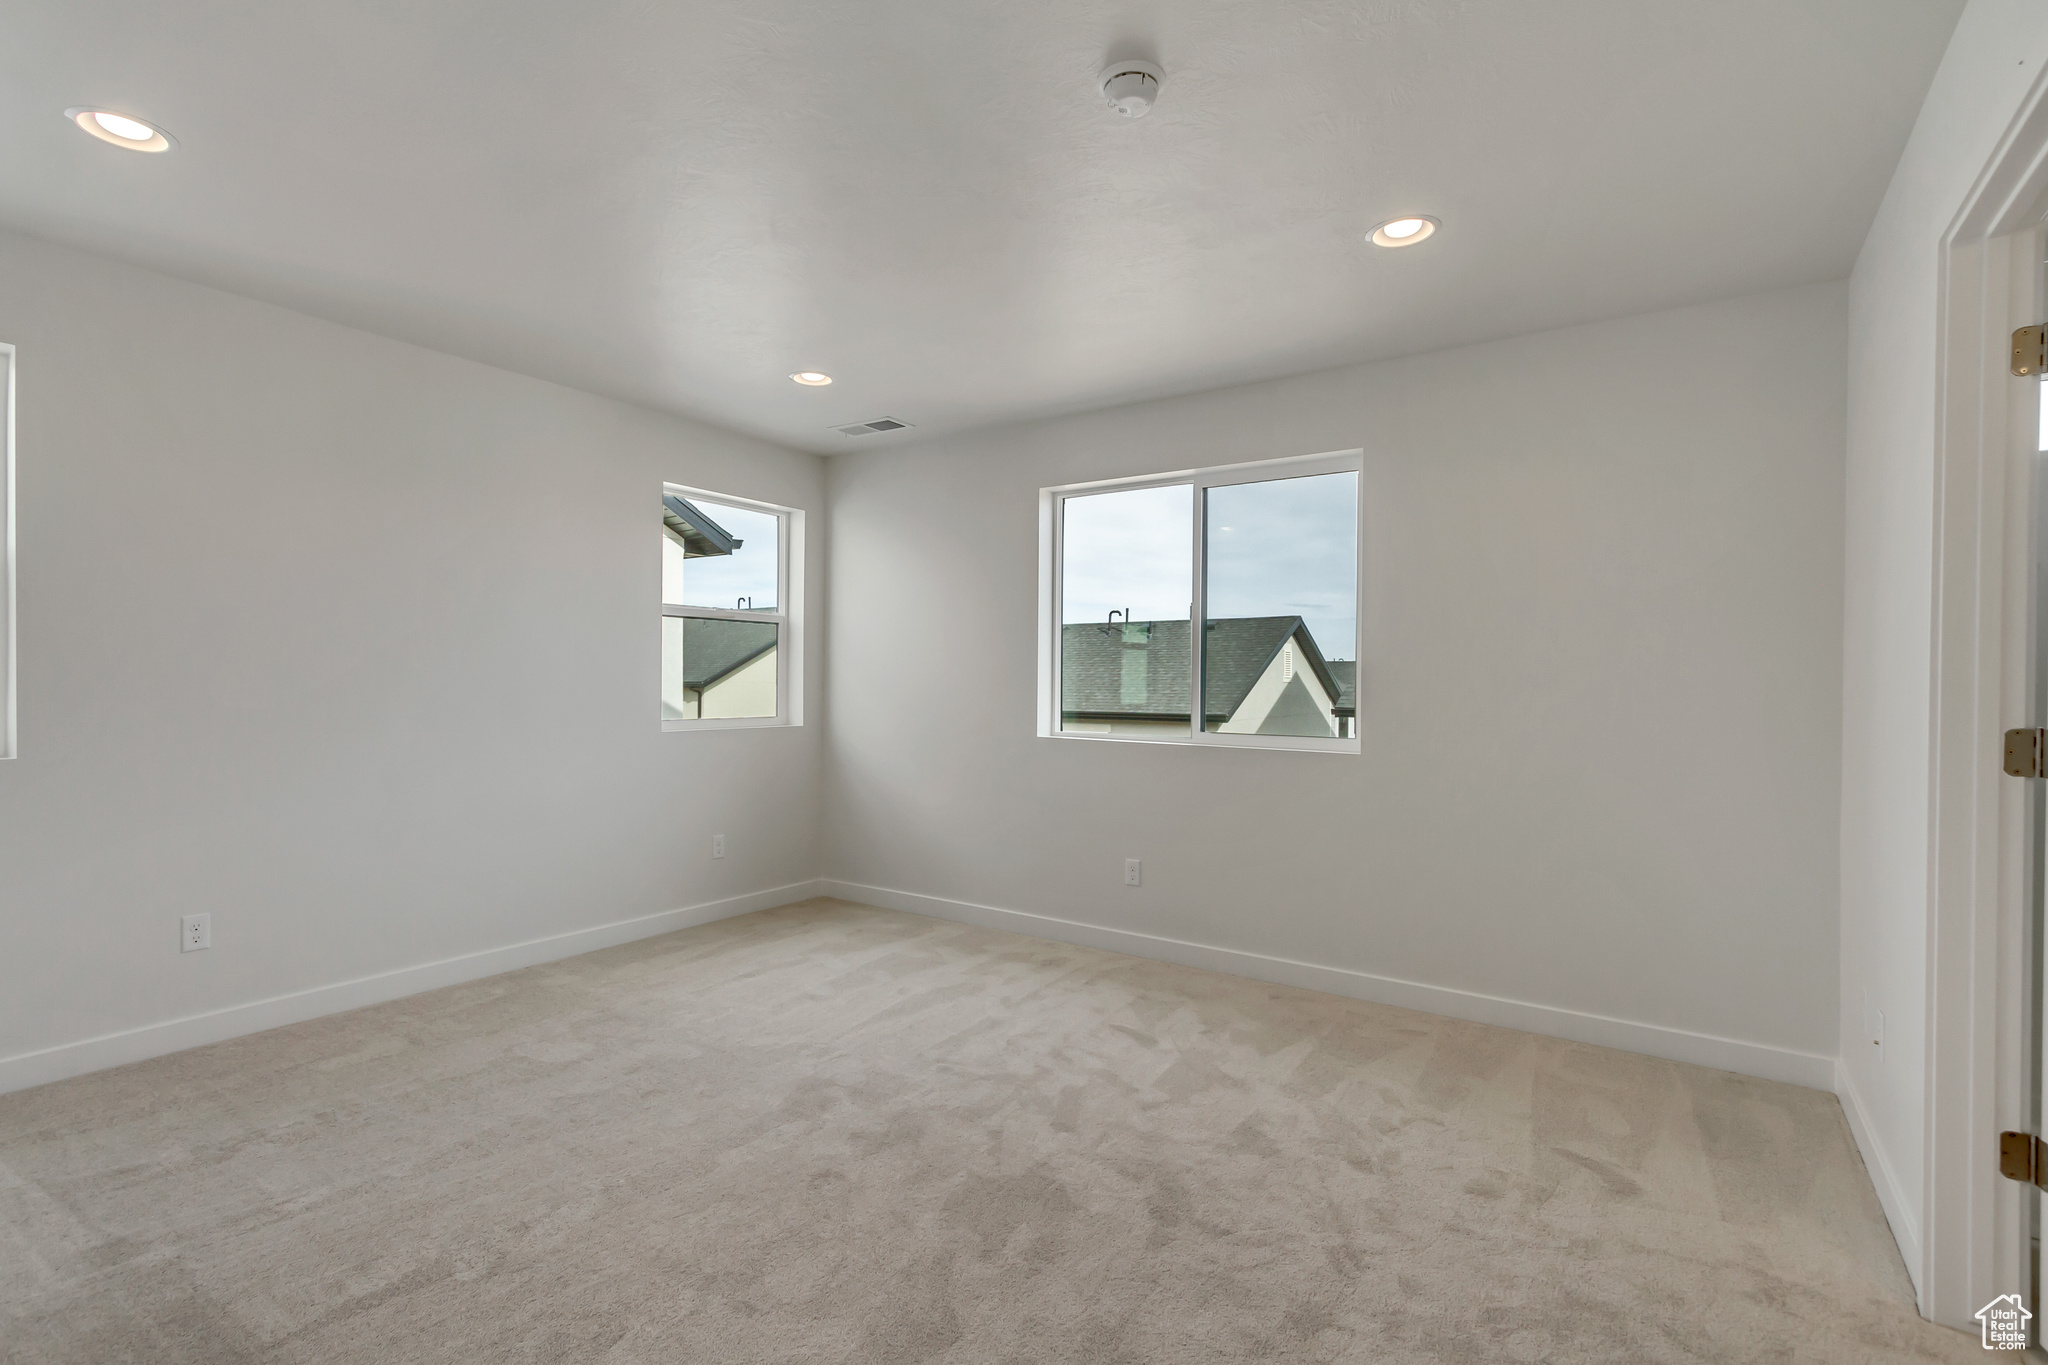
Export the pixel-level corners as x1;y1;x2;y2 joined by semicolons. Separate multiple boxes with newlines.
823;281;1847;1086
1838;0;2048;1293
0;227;825;1092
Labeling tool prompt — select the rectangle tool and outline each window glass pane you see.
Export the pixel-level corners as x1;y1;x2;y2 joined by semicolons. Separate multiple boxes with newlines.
662;617;779;720
662;497;779;611
1203;471;1357;738
1060;484;1193;737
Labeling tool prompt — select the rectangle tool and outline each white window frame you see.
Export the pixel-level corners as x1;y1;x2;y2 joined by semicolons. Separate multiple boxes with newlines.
1038;447;1364;754
0;344;14;761
661;483;803;732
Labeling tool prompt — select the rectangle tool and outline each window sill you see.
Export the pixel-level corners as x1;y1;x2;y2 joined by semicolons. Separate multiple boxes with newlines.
663;717;799;732
1040;729;1359;755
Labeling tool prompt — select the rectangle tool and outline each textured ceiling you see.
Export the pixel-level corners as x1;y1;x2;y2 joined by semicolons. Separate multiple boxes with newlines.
1;1;1964;453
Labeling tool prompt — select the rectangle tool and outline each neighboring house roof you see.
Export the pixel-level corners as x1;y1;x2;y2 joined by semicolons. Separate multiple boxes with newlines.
663;495;743;558
1325;660;1356;717
1061;619;1195;719
677;617;775;689
1060;616;1343;721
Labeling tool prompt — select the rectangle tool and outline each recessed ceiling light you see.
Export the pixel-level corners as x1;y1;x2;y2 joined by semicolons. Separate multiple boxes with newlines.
1370;215;1438;248
64;107;174;152
789;372;833;386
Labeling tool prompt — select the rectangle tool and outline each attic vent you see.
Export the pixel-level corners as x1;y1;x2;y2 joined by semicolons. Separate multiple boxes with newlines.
832;417;913;437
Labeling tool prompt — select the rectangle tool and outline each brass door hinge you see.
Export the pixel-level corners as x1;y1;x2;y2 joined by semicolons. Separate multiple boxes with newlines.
2002;1131;2048;1186
2016;325;2048;376
2006;728;2047;777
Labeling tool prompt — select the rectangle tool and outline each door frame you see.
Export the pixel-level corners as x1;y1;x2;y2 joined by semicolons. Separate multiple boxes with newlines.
1924;67;2048;1332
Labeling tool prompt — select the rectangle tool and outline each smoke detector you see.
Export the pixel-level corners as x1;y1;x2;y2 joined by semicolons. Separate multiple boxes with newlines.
1098;60;1164;118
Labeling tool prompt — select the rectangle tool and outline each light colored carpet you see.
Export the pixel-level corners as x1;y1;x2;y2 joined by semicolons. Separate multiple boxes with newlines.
0;898;1978;1363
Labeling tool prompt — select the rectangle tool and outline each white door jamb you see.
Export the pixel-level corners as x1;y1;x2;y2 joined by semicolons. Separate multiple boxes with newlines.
1924;67;2048;1332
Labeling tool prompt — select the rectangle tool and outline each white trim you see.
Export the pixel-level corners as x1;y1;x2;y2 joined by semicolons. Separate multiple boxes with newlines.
662;603;781;623
0;878;827;1097
1043;447;1364;498
1920;63;2048;1331
658;713;789;733
1840;1060;1924;1276
820;879;1836;1090
0;343;14;761
1043;728;1362;754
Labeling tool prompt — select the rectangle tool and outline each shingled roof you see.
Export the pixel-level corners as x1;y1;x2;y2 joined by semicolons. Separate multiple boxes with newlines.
675;617;776;689
1060;616;1342;722
1324;661;1356;717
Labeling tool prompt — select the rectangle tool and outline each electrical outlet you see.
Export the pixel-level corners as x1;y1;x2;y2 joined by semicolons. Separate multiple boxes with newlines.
180;914;211;953
712;834;726;859
1124;858;1142;887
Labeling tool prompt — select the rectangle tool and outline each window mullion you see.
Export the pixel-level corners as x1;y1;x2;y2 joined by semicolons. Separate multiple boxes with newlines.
662;605;783;622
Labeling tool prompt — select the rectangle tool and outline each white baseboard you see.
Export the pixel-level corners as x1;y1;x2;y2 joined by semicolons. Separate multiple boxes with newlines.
820;880;1838;1091
1836;1060;1922;1294
0;879;828;1097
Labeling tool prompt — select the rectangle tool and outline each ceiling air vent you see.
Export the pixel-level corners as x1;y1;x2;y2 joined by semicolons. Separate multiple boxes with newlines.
832;417;912;437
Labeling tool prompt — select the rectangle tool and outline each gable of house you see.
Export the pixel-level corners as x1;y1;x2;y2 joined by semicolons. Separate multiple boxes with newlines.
1060;616;1344;734
1255;672;1330;735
